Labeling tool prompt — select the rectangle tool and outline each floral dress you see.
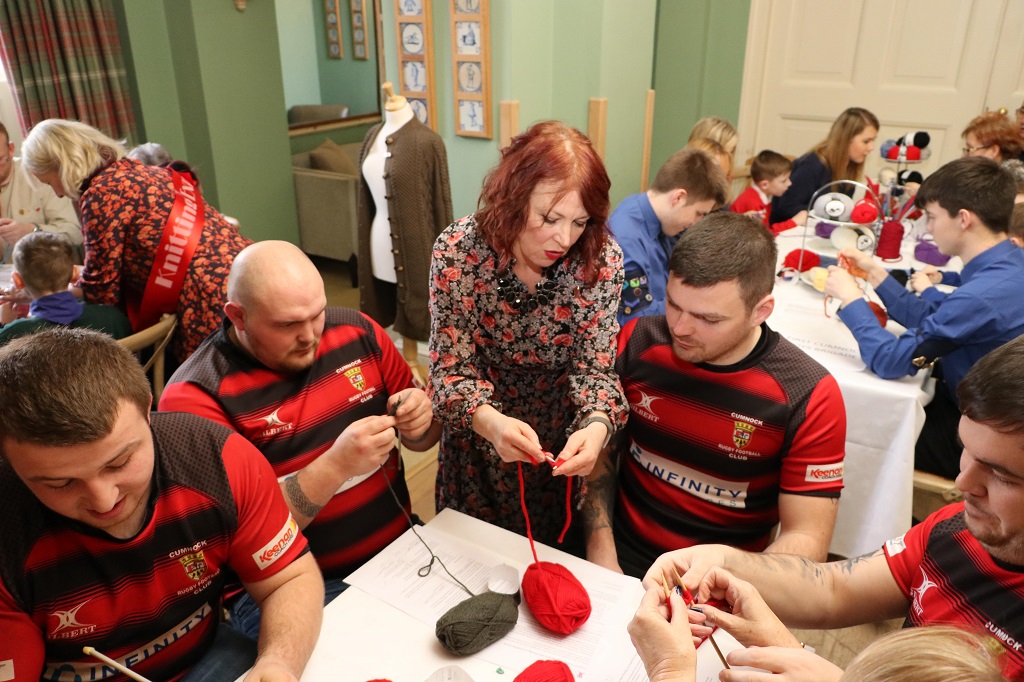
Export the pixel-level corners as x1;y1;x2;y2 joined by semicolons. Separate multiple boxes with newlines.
78;158;252;362
428;215;628;545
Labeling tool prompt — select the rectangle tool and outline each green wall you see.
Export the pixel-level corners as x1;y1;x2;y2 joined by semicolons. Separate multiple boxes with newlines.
116;0;749;246
380;0;659;218
118;0;299;244
650;0;751;179
314;0;381;116
277;0;321;109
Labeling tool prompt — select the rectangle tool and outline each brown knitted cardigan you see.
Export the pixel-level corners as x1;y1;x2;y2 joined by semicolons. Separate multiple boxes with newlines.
357;116;453;341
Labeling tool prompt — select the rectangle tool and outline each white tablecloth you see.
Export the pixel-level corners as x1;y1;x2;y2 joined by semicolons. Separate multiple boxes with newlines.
238;509;647;682
772;226;957;557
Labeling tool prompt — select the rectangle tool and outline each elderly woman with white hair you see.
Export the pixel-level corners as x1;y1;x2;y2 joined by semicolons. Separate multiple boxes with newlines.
21;119;250;363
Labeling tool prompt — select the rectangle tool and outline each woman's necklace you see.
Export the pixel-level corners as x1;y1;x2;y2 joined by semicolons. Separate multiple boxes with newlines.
496;258;560;312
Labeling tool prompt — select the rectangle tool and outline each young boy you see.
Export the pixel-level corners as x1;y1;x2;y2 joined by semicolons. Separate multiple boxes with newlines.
0;231;131;344
609;148;729;325
824;156;1024;479
731;150;808;234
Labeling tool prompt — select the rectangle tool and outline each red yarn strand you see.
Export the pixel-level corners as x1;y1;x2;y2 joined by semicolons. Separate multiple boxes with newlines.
557;478;571;544
517;461;541;565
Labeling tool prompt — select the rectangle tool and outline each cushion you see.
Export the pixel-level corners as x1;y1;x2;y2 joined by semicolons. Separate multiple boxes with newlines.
308;139;358;176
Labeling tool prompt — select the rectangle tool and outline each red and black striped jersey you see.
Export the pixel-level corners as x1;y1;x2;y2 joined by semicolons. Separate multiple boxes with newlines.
885;503;1024;679
0;412;308;682
614;317;845;566
159;308;415;581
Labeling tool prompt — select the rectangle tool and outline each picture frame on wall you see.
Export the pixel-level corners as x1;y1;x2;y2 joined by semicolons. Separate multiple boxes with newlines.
350;0;369;60
394;0;437;130
449;0;491;138
325;0;344;60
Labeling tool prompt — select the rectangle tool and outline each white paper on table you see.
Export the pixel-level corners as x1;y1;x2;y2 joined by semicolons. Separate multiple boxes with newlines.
771;299;867;371
345;526;647;681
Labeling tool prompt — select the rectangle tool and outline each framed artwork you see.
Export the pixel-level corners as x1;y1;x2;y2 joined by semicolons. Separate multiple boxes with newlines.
350;0;369;59
449;0;491;138
394;0;436;129
325;0;344;60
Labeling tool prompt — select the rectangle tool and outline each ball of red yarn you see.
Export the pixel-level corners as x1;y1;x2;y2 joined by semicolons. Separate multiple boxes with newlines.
514;660;574;681
782;249;820;272
876;220;904;261
521;561;591;634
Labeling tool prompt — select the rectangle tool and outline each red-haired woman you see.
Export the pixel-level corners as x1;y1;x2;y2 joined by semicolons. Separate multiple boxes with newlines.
428;120;627;552
961;111;1023;163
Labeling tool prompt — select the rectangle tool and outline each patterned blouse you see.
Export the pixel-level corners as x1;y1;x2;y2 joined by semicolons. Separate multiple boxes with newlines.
428;215;628;545
78;158;252;362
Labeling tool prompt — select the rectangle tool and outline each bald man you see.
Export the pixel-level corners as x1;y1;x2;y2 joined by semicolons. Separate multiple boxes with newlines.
160;241;440;638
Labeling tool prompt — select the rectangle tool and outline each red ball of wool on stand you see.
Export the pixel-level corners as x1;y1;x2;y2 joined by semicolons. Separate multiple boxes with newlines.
521;561;591;634
875;220;904;261
514;660;575;681
782;249;819;272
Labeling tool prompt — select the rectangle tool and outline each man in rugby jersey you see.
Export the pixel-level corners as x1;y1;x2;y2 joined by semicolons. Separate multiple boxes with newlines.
160;240;440;638
583;213;846;577
641;335;1024;680
0;328;323;682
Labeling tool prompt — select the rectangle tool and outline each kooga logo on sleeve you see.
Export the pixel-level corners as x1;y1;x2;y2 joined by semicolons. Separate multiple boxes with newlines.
253;516;299;570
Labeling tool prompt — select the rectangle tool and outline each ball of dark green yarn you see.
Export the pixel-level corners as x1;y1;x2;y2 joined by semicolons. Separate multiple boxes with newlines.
436;591;519;655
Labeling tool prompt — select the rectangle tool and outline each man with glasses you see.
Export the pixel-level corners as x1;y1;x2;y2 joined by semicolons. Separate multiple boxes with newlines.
0;121;81;259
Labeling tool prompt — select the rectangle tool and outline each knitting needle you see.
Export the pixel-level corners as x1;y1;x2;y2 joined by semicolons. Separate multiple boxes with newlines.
670;567;730;670
388;395;404;439
661;571;675;619
542;451;560;468
707;632;731;670
82;647;154;682
670;566;695;606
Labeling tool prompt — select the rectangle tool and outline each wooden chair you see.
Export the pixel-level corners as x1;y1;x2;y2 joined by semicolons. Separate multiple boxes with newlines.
912;469;963;521
118;313;177;402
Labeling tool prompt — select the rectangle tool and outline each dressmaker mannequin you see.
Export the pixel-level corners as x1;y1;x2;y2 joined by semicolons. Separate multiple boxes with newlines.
357;82;453;378
362;84;414;284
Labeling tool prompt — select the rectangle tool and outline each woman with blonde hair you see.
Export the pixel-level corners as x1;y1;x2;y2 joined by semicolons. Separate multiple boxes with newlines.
21;119;251;363
842;626;1003;682
688;116;738;176
684;137;732;182
773;107;879;224
962;110;1023;163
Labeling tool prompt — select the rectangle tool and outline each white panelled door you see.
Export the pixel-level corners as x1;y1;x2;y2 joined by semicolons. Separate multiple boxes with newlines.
738;0;1017;182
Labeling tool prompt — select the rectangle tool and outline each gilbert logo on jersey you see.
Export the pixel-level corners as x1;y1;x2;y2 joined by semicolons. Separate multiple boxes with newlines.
179;551;208;581
632;391;660;422
259;408;294;438
49;600;96;640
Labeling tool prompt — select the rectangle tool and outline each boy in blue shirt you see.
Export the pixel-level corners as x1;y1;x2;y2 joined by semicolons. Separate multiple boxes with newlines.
825;157;1024;478
609;148;728;325
0;231;131;345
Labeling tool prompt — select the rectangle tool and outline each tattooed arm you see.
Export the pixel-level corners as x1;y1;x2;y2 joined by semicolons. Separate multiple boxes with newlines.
582;442;622;572
644;546;909;631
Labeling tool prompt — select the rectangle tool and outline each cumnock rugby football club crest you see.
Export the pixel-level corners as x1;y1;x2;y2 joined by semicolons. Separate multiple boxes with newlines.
733;421;755;449
344;365;365;390
180;551;208;581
